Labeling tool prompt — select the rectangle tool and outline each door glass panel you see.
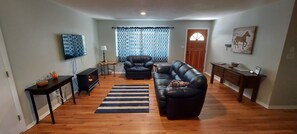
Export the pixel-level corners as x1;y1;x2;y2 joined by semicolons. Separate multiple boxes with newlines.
190;32;204;41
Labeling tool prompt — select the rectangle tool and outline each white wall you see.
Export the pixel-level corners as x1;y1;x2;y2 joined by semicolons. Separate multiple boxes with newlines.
270;1;297;107
205;0;295;106
0;0;99;125
96;20;213;72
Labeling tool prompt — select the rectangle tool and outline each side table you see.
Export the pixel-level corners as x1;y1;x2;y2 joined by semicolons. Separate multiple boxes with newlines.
99;61;117;78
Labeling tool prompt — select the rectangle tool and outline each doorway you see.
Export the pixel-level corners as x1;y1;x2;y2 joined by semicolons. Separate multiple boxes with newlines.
185;29;208;72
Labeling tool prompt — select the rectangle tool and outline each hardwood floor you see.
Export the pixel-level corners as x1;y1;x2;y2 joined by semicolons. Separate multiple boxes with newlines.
24;74;297;134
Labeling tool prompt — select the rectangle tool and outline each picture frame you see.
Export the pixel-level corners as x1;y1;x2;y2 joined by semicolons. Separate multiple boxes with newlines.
254;66;261;75
231;26;257;54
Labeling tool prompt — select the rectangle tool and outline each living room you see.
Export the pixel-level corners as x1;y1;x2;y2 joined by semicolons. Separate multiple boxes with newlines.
0;0;296;133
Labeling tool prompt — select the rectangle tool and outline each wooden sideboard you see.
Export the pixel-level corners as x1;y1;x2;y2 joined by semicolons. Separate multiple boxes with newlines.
210;62;266;102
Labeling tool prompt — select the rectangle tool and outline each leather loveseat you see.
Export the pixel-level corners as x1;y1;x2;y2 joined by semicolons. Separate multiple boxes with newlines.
124;55;154;79
153;60;208;119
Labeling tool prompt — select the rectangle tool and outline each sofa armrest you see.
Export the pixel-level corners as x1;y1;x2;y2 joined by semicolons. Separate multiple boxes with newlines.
124;61;133;68
165;87;201;99
156;64;171;73
144;61;153;68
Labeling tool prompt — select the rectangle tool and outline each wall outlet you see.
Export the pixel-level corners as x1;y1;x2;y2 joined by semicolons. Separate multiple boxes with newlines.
54;90;60;97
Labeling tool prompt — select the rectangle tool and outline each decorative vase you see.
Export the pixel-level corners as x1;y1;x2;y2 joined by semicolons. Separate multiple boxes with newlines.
50;72;58;79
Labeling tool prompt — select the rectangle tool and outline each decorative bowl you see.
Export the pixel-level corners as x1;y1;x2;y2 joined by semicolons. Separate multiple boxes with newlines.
36;80;48;87
231;62;239;67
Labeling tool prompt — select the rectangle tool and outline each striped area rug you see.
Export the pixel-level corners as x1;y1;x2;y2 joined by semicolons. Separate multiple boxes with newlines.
95;84;149;113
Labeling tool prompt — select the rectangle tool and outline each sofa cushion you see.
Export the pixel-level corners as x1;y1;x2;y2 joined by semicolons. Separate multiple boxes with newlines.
155;78;172;86
126;66;150;72
153;73;172;79
127;55;152;63
171;60;184;73
177;64;192;80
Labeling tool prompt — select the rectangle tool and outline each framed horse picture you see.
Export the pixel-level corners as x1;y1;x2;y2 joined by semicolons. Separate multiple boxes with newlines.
231;26;257;54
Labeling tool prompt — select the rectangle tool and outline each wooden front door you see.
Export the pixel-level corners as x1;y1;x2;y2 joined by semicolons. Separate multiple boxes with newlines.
185;29;208;72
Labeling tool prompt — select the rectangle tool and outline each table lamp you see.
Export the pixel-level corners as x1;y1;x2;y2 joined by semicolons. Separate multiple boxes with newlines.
101;45;107;62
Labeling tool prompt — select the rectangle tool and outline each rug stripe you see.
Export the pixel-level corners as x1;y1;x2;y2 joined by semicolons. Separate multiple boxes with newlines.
108;92;148;95
108;94;148;96
100;103;149;106
113;86;148;88
113;85;148;86
104;98;149;101
102;101;149;103
98;106;149;109
95;109;149;113
110;91;148;93
106;96;149;98
95;84;149;113
111;89;149;91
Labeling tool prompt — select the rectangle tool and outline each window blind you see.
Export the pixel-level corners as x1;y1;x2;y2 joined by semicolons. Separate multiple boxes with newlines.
116;27;170;62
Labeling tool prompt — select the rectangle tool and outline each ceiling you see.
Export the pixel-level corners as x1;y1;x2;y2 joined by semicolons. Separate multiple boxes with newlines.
53;0;280;20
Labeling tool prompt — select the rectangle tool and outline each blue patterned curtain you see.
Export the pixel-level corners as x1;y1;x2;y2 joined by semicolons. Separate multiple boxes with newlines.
116;27;170;62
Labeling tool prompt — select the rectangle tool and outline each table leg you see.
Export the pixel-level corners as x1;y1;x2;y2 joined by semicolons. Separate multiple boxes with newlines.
106;64;109;76
210;68;214;84
103;65;106;78
100;64;102;75
70;80;77;104
46;94;55;124
237;77;245;102
113;64;115;77
238;87;244;102
100;64;104;78
59;88;64;105
30;93;39;124
251;79;261;102
220;78;224;83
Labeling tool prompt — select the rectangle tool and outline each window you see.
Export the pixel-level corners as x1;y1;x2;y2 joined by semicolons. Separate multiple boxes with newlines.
190;32;204;41
116;27;170;62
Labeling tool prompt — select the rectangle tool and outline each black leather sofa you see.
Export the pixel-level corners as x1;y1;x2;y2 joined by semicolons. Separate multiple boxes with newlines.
124;55;154;79
153;60;208;119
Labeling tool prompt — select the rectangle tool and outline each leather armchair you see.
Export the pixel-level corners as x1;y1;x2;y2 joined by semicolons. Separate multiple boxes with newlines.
124;55;153;79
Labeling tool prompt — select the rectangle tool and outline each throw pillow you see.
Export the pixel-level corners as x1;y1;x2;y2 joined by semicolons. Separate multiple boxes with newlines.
168;80;189;87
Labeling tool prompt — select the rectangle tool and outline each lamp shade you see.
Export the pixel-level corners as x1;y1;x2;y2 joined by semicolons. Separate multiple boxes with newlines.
101;45;107;51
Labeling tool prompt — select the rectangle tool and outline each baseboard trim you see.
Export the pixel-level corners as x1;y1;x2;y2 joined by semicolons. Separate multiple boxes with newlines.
256;100;269;109
115;71;124;74
26;93;74;130
26;102;61;130
267;105;297;109
26;121;36;130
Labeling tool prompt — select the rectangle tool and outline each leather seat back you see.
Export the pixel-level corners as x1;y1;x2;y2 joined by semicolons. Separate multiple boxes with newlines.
127;55;152;64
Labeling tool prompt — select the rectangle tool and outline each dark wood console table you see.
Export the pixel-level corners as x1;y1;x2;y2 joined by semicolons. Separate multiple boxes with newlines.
25;76;76;124
210;62;266;102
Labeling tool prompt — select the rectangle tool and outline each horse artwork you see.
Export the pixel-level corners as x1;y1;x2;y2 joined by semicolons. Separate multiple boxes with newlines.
231;26;257;54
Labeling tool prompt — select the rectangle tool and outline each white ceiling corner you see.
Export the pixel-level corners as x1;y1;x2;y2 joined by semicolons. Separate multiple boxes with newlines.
52;0;280;20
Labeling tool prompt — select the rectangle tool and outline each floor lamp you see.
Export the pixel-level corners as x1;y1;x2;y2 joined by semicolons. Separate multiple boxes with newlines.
101;45;107;62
